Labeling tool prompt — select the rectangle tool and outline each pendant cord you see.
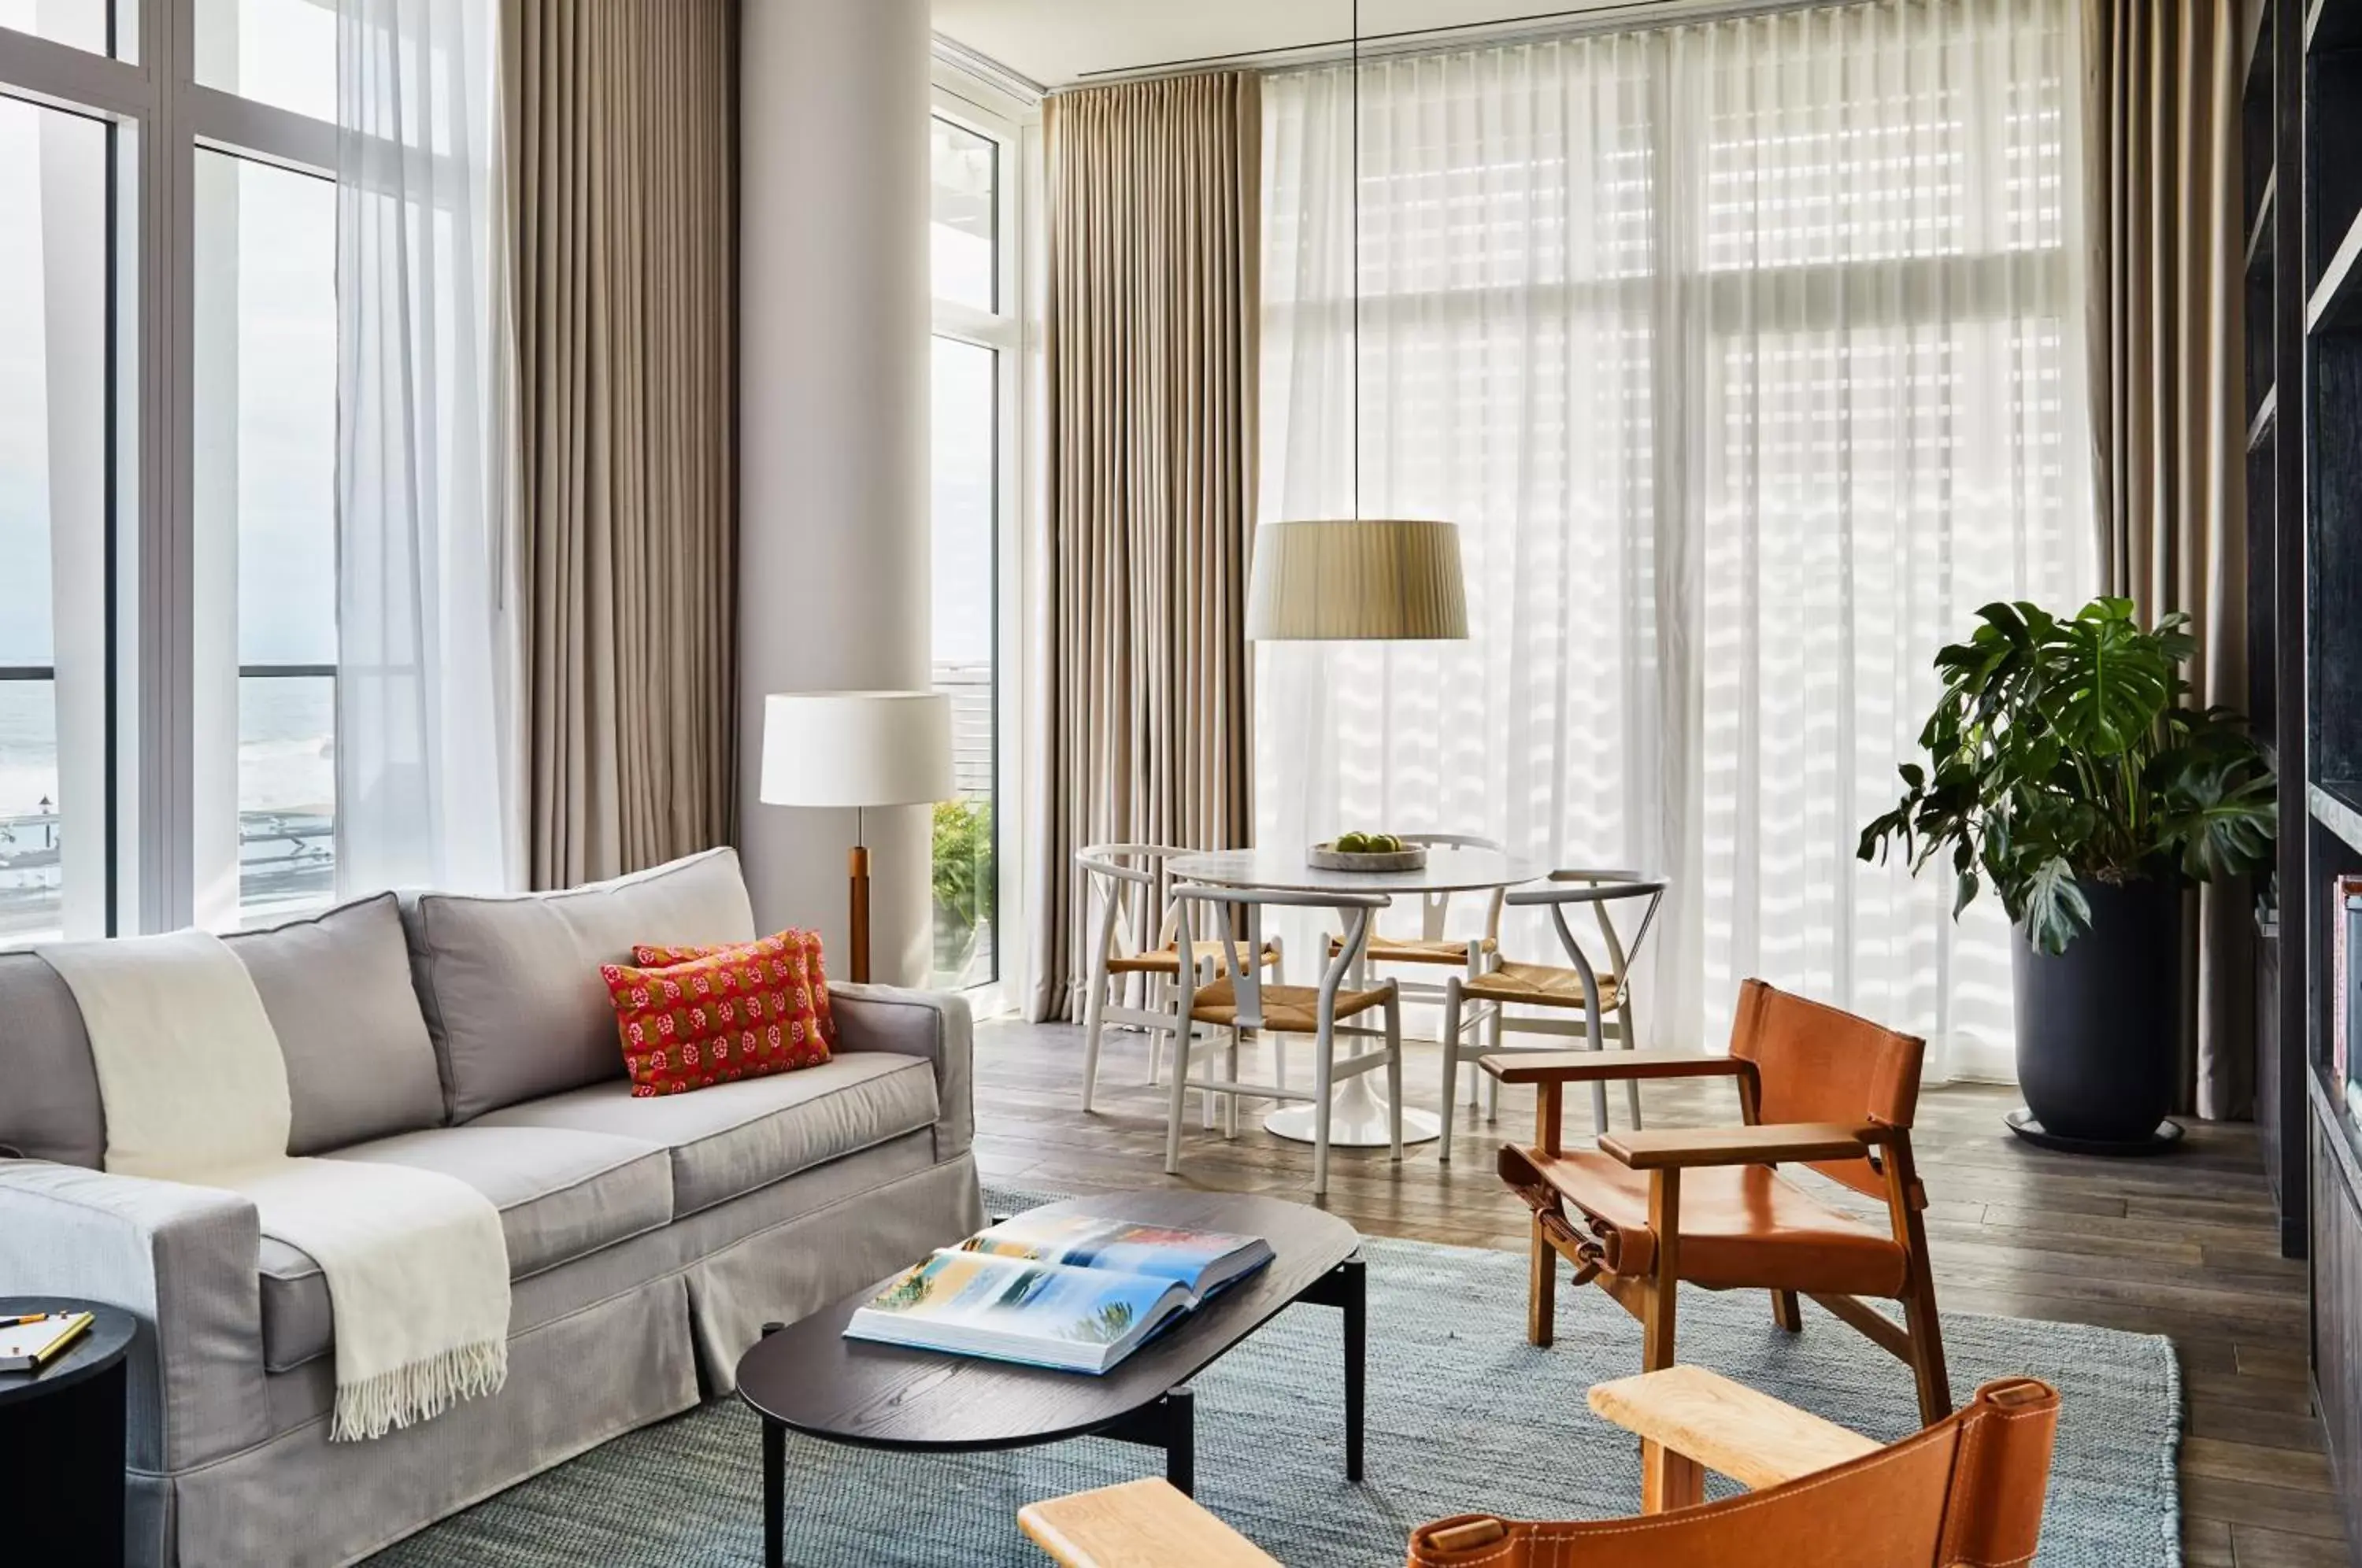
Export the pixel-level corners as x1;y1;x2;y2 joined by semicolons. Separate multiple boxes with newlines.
1350;0;1361;524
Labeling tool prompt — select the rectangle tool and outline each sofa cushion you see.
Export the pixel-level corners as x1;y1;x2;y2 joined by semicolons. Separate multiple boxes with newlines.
402;847;758;1122
470;1052;939;1217
0;952;103;1167
258;1124;672;1372
0;896;442;1169
227;893;445;1155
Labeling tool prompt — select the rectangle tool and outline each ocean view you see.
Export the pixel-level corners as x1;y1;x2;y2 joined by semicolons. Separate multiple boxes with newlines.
0;676;336;937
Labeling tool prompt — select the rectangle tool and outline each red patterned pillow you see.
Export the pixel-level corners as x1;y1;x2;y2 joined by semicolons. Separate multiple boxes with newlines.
633;927;836;1047
599;932;831;1096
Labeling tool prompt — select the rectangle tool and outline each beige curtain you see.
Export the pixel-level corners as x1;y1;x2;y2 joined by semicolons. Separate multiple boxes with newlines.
1029;72;1262;1022
2083;0;2250;1117
509;0;737;888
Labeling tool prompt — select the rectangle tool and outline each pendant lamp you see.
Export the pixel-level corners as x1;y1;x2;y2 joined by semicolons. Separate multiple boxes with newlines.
1245;0;1468;642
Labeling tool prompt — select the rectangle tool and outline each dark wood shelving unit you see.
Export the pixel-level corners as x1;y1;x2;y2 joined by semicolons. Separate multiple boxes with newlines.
2253;0;2362;1553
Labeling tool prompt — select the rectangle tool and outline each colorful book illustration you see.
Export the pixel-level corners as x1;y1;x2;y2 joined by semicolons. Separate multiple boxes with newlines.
0;1311;93;1374
842;1215;1274;1374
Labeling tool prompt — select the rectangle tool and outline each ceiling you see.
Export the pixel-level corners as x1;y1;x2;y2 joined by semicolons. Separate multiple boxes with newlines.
931;0;1646;91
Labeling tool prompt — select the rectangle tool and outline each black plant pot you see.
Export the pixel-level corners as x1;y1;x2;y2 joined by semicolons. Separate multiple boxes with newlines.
2009;875;2184;1153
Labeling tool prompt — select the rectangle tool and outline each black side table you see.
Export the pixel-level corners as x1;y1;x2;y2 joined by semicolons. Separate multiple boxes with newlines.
0;1296;136;1568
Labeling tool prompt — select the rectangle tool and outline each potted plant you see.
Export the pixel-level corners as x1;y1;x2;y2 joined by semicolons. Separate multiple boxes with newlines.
1858;597;2275;1151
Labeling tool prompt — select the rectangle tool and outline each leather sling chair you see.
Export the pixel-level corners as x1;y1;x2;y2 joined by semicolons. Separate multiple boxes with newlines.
1492;977;1950;1425
1016;1366;2060;1568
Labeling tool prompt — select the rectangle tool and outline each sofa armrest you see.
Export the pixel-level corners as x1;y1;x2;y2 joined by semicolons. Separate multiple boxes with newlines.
831;984;975;1160
0;1160;272;1472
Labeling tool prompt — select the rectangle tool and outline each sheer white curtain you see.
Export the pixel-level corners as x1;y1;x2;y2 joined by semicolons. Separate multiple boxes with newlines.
334;0;520;895
1257;0;2093;1078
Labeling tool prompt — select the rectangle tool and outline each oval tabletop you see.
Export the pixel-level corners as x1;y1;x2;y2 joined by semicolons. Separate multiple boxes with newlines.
1168;844;1546;897
735;1190;1359;1452
0;1296;137;1411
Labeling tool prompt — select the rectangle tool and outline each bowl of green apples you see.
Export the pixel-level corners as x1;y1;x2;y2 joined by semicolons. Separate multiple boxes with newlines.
1306;832;1427;872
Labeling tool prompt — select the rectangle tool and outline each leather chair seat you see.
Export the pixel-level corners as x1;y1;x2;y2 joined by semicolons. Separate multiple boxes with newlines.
1509;1144;1908;1297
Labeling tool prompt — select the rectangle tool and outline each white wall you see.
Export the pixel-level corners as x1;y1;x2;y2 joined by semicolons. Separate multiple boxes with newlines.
738;0;934;981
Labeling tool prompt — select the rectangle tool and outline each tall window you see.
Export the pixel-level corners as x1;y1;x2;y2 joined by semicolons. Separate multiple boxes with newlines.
194;150;339;921
1257;0;2091;1079
929;110;1016;990
0;96;108;944
2;0;340;942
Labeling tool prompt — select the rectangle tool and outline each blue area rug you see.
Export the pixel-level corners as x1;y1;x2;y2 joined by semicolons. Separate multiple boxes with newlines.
373;1185;2179;1566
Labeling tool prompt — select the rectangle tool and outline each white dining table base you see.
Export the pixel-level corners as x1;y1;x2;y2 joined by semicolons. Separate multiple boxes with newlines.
1264;1075;1442;1147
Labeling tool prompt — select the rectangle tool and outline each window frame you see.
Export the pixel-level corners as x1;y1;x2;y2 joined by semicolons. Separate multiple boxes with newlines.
1;0;339;939
927;67;1037;1016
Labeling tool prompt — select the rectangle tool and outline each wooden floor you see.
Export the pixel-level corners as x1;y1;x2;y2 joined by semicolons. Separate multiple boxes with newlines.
971;1018;2346;1568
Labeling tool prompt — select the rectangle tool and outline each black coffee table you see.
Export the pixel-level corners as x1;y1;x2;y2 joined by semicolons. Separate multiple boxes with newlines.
735;1190;1364;1568
0;1296;137;1568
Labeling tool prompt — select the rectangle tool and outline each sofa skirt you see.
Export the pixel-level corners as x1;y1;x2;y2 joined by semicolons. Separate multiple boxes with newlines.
135;1145;982;1567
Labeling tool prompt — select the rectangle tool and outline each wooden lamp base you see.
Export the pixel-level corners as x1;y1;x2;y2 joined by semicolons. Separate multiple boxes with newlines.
848;843;871;985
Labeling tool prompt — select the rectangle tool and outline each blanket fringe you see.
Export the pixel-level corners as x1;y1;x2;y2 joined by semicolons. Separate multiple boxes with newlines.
331;1339;509;1443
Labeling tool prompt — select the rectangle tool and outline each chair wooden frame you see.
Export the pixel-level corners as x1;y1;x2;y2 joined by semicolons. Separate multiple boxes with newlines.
1020;1368;2060;1568
1437;871;1665;1161
1166;884;1403;1196
1074;845;1284;1113
1486;986;1951;1426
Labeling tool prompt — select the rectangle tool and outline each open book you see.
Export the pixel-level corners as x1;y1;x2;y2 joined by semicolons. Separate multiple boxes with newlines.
842;1213;1275;1374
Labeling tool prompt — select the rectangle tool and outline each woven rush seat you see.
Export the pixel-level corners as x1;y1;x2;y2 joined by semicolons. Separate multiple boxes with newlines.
1107;940;1282;976
1462;961;1623;1010
1189;975;1391;1034
1501;1142;1908;1298
1327;934;1499;965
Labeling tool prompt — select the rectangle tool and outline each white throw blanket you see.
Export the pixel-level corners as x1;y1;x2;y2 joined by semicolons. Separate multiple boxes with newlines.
40;930;510;1440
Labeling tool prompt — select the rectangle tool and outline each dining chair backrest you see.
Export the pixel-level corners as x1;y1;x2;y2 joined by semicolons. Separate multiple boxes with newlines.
1075;844;1191;967
1169;882;1390;1030
1390;834;1507;944
1503;871;1669;1007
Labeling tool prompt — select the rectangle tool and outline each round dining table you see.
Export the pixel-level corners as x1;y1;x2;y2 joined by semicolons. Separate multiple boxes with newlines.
1166;845;1548;1148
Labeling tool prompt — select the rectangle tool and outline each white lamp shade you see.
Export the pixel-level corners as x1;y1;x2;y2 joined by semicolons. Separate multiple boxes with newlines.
759;690;954;808
1246;518;1468;640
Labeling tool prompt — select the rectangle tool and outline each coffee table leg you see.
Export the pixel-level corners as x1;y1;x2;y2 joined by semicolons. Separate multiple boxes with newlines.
1340;1256;1365;1482
761;1321;785;1568
1164;1386;1196;1496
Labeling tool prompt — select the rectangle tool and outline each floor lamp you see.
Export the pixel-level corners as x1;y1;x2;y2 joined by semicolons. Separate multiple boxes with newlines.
759;690;953;985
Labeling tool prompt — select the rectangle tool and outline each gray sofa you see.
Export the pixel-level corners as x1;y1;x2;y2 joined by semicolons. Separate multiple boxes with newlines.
0;847;986;1567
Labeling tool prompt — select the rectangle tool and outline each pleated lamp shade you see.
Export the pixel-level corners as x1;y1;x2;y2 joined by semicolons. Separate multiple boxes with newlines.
1246;519;1468;641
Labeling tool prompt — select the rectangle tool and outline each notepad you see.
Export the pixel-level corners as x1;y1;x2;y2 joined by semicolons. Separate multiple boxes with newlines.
0;1312;94;1374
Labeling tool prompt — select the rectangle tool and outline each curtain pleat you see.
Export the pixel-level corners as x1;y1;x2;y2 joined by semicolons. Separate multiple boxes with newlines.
2083;0;2249;1117
510;0;737;889
1028;73;1261;1023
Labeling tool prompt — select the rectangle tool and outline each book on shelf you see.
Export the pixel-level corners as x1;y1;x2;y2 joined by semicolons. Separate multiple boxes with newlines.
2338;877;2362;1089
842;1212;1275;1374
0;1311;94;1374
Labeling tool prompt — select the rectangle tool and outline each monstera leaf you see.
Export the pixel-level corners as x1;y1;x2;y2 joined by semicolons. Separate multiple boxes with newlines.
2019;856;2094;955
2038;599;2174;756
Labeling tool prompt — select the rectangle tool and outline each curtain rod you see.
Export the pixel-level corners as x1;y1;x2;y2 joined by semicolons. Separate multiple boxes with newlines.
1057;0;1862;88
